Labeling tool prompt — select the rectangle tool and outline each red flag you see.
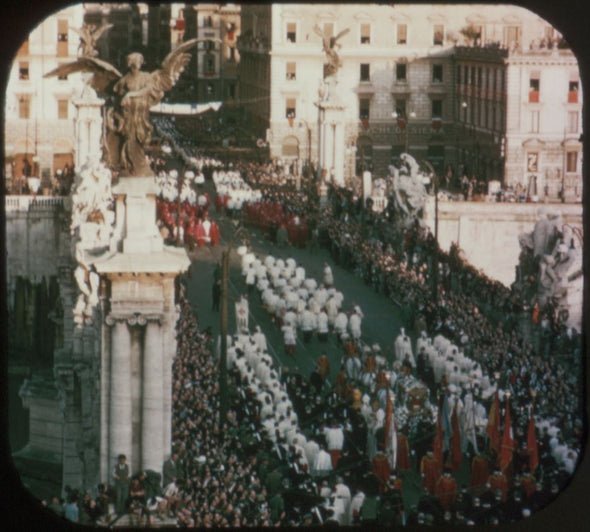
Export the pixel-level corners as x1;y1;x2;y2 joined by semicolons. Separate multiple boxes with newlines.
486;391;501;454
527;413;539;473
433;399;444;468
499;398;515;472
450;401;462;473
384;390;397;470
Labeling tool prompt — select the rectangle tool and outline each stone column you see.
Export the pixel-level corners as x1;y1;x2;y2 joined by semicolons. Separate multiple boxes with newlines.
100;315;112;482
141;318;164;471
324;122;334;178
319;117;327;172
333;122;345;186
109;318;132;473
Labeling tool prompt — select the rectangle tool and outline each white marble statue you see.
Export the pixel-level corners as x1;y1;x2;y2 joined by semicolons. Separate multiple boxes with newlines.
390;153;429;227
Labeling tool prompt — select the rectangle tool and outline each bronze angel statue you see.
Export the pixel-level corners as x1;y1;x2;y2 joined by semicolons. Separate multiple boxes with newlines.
313;25;350;78
44;39;208;176
71;23;113;57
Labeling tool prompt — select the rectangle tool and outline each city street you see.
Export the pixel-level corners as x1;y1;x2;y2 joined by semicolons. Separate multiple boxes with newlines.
181;179;473;511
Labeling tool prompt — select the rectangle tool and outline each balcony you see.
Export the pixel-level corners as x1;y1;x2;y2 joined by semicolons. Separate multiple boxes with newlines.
568;91;578;103
528;90;539;103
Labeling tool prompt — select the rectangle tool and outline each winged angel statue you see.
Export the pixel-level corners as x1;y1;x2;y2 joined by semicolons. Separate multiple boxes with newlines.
313;24;350;78
44;39;202;176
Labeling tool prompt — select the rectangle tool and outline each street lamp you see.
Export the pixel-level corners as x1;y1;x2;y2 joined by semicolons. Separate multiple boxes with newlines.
392;109;416;154
298;120;312;174
423;160;439;307
461;101;478;180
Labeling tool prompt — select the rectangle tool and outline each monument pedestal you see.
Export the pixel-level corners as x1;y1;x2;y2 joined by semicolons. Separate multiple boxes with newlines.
94;176;189;479
316;76;347;187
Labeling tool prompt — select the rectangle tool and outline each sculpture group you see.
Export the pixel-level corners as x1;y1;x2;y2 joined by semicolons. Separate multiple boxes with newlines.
45;26;202;177
517;207;581;320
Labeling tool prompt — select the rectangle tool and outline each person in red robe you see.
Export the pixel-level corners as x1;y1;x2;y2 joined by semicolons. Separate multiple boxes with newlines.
372;451;390;493
470;453;490;496
396;433;411;472
487;468;508;502
316;353;330;381
520;467;537;500
420;451;441;494
195;220;207;246
435;469;457;511
209;220;220;246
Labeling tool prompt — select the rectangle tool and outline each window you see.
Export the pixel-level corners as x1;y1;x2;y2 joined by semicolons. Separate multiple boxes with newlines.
286;62;296;80
395;98;407;117
470;67;475;86
433;24;444;45
360;63;370;82
477;67;482;88
566;151;577;173
360;23;371;44
504;25;521;49
204;16;212;28
57;19;68;57
359;98;370;119
472;25;483;45
529;76;540;102
567;111;578;133
395;63;406;81
285;98;296;118
464;65;469;85
432;64;443;83
568;80;579;103
286;22;296;43
530;110;539;133
18;97;30;119
492;104;496;131
205;54;215;74
431;99;442;118
57;99;68;119
397;23;407;44
228;47;236;62
18;61;29;80
57;19;68;41
456;65;461;83
227;84;235;99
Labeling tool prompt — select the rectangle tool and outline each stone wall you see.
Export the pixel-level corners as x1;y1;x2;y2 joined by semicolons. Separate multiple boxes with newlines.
424;197;583;287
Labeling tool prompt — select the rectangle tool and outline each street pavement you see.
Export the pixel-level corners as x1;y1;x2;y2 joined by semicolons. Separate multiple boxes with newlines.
180;180;475;512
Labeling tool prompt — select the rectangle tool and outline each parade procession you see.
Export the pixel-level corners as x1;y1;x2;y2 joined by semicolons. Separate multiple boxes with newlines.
4;2;585;529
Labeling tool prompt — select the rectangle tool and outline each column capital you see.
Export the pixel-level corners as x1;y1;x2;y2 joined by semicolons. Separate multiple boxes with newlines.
105;313;162;327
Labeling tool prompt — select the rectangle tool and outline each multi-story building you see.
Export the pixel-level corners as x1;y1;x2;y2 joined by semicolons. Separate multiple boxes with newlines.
83;3;143;70
188;3;241;104
504;46;582;201
237;3;582;197
4;5;85;190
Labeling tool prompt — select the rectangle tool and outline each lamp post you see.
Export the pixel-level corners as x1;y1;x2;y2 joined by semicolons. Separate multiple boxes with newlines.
298;120;312;173
219;224;249;433
424;160;439;307
392;108;416;154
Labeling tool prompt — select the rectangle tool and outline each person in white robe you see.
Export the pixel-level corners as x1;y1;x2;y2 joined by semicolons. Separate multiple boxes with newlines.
323;263;334;286
235;294;249;333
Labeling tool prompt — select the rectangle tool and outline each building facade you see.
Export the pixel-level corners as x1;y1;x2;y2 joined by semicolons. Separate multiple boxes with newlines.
237;3;582;197
4;5;85;190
